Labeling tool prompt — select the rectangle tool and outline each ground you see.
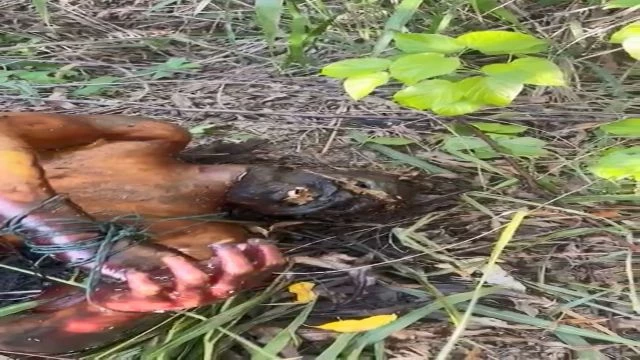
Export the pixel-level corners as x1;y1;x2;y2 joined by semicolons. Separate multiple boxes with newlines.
0;1;639;359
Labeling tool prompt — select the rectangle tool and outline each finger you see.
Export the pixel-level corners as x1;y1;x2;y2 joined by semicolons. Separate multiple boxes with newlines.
207;244;254;298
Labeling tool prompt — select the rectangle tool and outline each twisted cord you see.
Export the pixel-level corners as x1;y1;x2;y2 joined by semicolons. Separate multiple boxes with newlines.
0;195;150;298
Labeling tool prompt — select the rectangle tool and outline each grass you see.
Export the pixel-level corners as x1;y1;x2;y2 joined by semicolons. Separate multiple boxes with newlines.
0;0;639;359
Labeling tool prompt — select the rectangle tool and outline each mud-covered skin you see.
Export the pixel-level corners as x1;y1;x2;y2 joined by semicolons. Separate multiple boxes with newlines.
226;167;410;217
0;112;407;355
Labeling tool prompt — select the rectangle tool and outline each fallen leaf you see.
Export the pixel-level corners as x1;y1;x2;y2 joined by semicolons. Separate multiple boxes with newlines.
589;209;622;218
288;282;317;304
170;92;194;108
314;314;398;333
464;346;483;360
46;87;76;109
484;264;526;292
268;221;305;233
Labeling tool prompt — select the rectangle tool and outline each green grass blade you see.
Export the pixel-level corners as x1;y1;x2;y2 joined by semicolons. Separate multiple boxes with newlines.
373;0;425;56
285;0;308;64
216;327;284;360
255;0;284;47
148;0;179;13
471;304;640;347
316;333;359;360
194;0;211;15
252;301;316;360
347;131;452;175
31;0;49;25
555;333;606;360
346;287;502;358
0;300;41;316
469;0;521;26
144;282;283;357
374;340;386;360
435;209;527;360
561;194;640;203
366;142;453;174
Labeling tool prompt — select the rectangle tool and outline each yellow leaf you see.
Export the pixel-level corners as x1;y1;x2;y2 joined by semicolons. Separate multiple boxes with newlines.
314;314;398;333
288;282;317;304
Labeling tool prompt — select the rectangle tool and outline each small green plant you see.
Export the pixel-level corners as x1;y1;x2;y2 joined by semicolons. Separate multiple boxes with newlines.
255;0;334;64
442;122;548;160
320;30;566;117
134;57;201;79
0;57;201;100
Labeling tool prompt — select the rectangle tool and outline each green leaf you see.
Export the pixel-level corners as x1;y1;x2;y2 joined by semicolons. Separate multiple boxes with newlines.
189;123;217;136
72;76;120;96
589;146;640;182
456;76;524;107
255;0;284;47
393;33;465;54
363;136;416;146
470;121;527;134
470;0;521;26
138;57;201;80
456;30;548;55
0;80;40;102
392;79;460;110
443;134;548;159
610;22;640;43
604;0;640;8
389;53;460;85
344;72;389;100
432;100;485;116
373;0;425;56
14;70;65;84
490;134;549;157
622;37;640;59
600;118;640;136
321;58;392;79
481;57;566;86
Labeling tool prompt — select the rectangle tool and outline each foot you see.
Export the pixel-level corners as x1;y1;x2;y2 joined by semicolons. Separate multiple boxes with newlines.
87;239;286;312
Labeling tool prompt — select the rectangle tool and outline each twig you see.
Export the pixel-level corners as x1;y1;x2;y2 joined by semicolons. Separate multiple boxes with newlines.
321;118;342;154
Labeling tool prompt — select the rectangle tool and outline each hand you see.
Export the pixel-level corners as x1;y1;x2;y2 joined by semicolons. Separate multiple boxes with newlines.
86;239;286;312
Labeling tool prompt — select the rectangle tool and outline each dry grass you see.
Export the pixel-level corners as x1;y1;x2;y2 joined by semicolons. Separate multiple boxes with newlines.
0;0;640;359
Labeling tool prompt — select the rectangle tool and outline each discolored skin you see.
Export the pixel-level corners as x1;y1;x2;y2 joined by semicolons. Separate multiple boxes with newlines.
0;112;408;355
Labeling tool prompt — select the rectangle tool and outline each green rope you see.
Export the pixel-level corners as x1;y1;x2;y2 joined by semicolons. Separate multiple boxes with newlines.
0;195;246;304
0;195;150;299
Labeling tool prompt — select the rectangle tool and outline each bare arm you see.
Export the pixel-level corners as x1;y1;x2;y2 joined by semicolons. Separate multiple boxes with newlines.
0;112;191;276
0;112;191;153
